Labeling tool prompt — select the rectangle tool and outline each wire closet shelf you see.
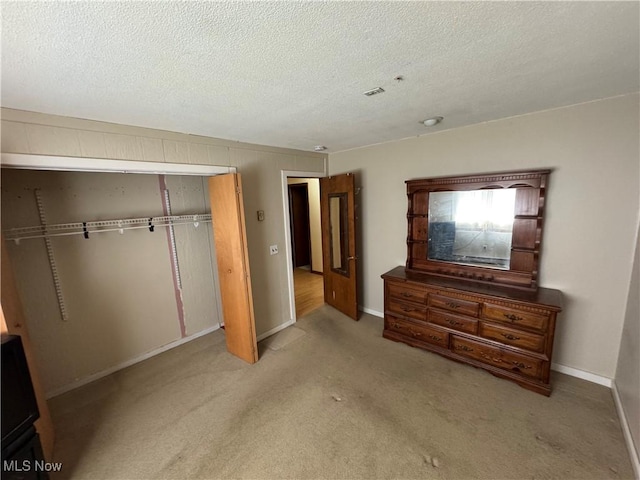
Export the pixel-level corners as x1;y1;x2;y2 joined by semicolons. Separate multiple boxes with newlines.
3;214;212;243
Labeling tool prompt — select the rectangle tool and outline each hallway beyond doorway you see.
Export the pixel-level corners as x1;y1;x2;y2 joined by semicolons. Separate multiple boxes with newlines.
293;267;324;318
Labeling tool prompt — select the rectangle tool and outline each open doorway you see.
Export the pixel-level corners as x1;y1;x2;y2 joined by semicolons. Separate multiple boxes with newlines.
283;174;324;320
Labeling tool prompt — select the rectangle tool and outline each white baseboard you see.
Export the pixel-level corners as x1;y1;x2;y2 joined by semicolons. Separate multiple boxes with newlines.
551;363;612;387
46;325;220;399
359;306;384;318
612;380;640;479
256;319;296;342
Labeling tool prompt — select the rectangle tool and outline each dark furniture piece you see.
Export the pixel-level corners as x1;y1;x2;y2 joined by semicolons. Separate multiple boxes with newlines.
1;335;49;480
405;170;550;290
382;170;563;395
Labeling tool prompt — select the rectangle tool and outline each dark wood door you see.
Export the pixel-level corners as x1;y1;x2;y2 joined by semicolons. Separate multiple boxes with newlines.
320;173;359;320
288;184;311;268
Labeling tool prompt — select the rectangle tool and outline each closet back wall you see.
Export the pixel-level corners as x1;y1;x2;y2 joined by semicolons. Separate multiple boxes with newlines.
1;169;220;396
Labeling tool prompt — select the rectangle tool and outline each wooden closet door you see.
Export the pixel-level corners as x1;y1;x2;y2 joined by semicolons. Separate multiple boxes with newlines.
209;174;258;363
1;237;55;460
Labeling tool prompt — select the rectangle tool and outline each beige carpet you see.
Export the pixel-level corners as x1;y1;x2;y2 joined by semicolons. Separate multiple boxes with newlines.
260;325;306;351
49;306;633;479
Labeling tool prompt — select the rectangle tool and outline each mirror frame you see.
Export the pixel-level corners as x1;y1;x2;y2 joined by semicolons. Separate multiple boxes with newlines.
405;170;550;290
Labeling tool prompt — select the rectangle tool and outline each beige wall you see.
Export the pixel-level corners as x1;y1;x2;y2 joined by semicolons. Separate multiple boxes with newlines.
329;94;640;379
615;221;639;462
1;108;325;393
287;178;323;273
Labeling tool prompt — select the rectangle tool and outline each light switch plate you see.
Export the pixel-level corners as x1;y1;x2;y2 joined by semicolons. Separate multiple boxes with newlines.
269;245;278;255
257;210;265;221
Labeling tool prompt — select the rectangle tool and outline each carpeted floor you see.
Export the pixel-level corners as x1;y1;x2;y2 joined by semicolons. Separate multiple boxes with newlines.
48;306;634;479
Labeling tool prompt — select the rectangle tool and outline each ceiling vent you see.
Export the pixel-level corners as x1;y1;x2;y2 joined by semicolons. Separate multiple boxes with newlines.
363;87;385;96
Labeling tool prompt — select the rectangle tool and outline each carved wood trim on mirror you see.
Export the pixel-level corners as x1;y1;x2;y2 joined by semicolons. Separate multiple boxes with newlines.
405;170;550;290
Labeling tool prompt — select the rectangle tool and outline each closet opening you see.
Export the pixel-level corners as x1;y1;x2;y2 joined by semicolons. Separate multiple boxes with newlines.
1;154;256;401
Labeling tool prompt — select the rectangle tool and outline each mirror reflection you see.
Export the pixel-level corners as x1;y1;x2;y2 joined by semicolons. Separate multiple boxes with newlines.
329;194;349;274
428;189;516;269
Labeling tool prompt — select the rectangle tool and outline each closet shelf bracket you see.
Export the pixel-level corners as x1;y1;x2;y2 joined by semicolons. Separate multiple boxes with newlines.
34;189;68;322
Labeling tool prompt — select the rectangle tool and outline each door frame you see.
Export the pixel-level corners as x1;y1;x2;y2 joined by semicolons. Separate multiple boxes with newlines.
280;170;324;322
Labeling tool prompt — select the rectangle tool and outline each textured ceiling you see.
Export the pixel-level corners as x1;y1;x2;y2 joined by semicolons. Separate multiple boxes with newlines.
2;2;639;153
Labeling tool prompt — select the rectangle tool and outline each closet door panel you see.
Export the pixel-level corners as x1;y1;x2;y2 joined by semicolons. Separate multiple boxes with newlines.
209;174;258;364
1;238;55;460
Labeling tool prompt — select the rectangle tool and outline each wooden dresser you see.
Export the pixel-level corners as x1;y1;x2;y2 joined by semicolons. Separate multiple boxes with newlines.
382;267;562;395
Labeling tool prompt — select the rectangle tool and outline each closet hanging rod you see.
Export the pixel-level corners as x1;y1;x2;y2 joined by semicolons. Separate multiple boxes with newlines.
4;214;212;242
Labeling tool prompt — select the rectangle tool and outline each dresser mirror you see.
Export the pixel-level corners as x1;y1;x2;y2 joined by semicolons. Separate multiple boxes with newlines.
428;189;517;269
406;170;550;290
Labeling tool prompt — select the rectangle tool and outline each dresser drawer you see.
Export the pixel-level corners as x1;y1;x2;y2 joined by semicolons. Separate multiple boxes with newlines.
479;322;545;353
388;299;427;321
387;282;427;304
482;303;549;332
428;309;478;335
385;316;449;349
429;294;480;317
451;336;543;379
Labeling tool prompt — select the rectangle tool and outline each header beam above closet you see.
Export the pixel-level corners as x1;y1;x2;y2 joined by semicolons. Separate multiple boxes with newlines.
1;153;235;176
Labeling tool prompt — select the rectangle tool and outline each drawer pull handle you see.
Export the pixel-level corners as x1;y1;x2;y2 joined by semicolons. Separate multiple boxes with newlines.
501;333;521;341
455;345;473;352
480;352;504;363
478;352;533;370
402;307;414;312
511;361;532;370
428;334;442;342
445;301;461;309
446;319;462;326
392;323;423;339
503;313;523;322
402;292;414;298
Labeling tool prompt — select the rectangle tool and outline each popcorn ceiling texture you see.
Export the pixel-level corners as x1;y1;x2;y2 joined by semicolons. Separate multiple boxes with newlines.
2;1;638;152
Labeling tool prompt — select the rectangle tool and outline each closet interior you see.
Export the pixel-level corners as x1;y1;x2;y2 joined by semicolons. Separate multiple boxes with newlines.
1;168;225;398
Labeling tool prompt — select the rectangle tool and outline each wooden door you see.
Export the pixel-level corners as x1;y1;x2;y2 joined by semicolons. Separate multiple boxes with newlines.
320;173;359;320
209;173;258;363
1;238;55;460
288;184;311;268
